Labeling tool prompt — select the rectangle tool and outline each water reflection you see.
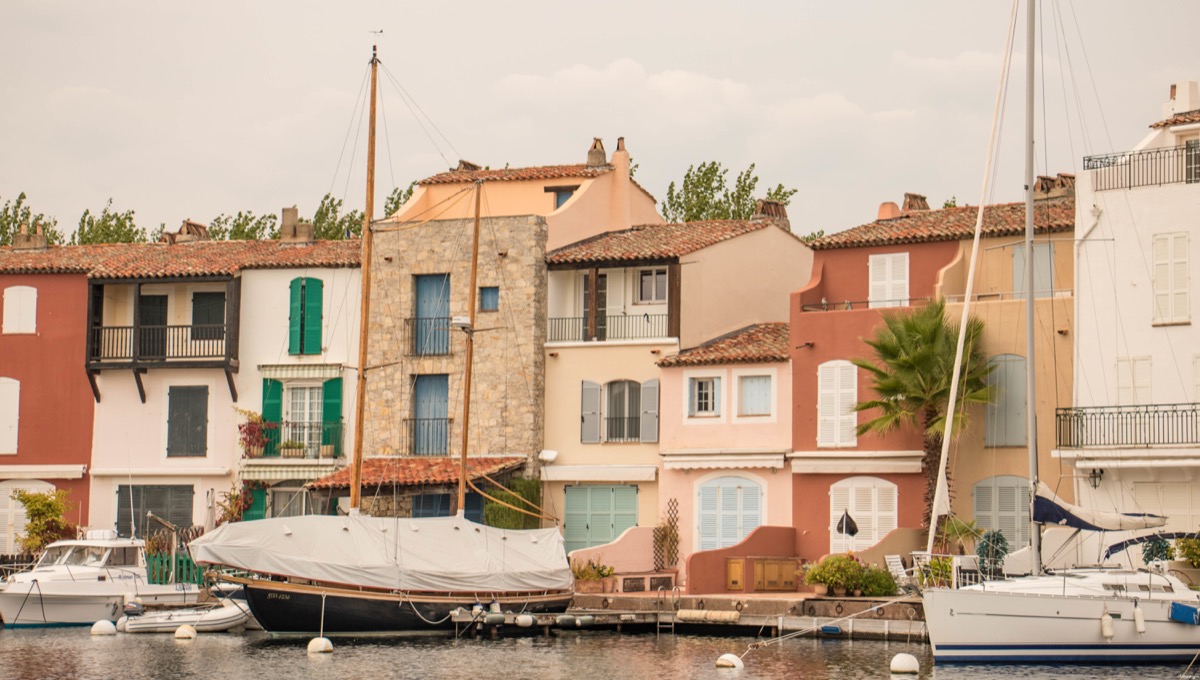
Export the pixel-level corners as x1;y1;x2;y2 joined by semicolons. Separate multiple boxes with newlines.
0;628;1186;680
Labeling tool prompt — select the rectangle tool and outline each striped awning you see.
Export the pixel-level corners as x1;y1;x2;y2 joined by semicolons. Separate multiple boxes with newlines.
240;463;342;482
258;363;345;381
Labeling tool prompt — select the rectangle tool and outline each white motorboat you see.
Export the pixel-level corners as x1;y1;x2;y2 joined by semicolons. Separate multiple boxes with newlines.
118;599;250;634
0;530;201;627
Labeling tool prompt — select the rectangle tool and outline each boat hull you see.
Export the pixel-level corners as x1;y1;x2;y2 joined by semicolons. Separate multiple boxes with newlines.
235;577;571;635
0;581;199;627
121;601;250;634
924;586;1200;662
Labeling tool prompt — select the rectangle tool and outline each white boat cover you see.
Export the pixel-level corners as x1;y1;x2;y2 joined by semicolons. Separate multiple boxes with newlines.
189;514;573;593
1033;482;1167;532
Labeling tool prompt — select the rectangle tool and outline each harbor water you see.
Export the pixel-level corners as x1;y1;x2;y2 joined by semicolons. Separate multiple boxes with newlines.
0;627;1189;679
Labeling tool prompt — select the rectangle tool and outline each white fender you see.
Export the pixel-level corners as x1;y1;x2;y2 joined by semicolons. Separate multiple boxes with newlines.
1134;605;1146;635
1100;610;1115;641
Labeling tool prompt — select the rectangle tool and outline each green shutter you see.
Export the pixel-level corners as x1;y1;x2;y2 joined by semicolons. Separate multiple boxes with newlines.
262;379;283;457
243;487;267;521
288;278;303;354
302;277;323;355
322;377;343;455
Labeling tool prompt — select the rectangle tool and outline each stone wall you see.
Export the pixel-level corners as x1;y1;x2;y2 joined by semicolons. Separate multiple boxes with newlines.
363;214;548;459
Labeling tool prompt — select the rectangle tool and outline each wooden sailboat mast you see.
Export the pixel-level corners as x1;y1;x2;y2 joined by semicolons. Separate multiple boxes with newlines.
457;182;483;514
350;46;380;511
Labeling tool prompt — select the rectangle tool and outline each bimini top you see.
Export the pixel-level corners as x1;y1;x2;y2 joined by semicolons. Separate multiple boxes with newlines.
1033;482;1167;532
189;513;573;593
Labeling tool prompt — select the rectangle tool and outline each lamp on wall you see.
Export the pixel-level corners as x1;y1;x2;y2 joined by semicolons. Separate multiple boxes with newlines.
1087;468;1104;490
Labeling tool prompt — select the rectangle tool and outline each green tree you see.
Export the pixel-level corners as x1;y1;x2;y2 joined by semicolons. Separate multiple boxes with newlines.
383;182;417;217
852;300;993;528
12;489;76;554
662;161;796;222
0;192;64;245
208;211;279;240
72;199;146;244
307;193;364;240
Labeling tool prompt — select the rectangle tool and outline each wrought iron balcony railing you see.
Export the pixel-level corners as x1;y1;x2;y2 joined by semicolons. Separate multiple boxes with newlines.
1056;403;1200;448
547;313;669;342
404;417;452;456
405;317;451;356
89;324;228;362
257;420;344;459
1084;143;1200;191
799;297;930;312
604;416;641;443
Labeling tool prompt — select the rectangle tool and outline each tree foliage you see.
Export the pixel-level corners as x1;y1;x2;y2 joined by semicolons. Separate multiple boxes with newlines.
383;182;417;217
0;192;64;246
662;161;797;223
72;198;146;244
852;300;993;527
208;211;279;241
12;489;76;554
307;193;364;240
482;478;543;530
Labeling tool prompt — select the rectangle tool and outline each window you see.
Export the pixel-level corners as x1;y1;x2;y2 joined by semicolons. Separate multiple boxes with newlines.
413;274;450;356
973;475;1030;549
829;477;897;553
1152;233;1189;325
546;185;579;209
688;377;721;417
698;476;762;551
817;361;857;448
412;492;483;523
985;355;1026;447
1187;139;1199;184
563;485;638;554
581;379;659;443
288;277;323;355
479;286;499;312
411;374;449;455
738;375;772;416
1117;357;1152;405
0;377;17;454
868;253;908;308
270;483;310;518
167;386;208;457
117;485;193;538
284;385;323;456
638;268;667;303
2;286;36;334
1012;242;1055;300
190;291;225;341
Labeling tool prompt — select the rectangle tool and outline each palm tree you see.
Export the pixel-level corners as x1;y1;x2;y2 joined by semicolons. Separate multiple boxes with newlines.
852;299;992;528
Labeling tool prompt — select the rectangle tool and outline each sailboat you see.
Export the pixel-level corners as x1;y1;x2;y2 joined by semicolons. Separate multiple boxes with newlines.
920;1;1200;663
189;47;573;635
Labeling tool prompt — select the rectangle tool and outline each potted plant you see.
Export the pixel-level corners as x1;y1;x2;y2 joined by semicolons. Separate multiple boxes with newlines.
280;440;306;459
803;553;865;597
236;408;271;458
571;557;616;593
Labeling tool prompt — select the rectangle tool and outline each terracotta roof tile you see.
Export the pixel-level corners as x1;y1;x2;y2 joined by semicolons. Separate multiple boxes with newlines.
657;323;790;368
1150;108;1200;129
306;456;525;490
547;219;787;265
0;240;361;278
809;196;1074;251
420;164;612;185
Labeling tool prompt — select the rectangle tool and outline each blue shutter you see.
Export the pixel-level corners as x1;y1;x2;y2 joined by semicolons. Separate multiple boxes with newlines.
302;278;323;355
588;486;614;544
564;486;590;554
415;274;450;355
288;278;302;355
612;485;638;540
640;379;659;443
412;375;449;455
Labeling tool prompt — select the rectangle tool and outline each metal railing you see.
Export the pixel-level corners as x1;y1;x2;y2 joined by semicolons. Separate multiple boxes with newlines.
1084;144;1199;191
405;317;451;356
799;297;930;312
605;416;641;443
405;417;452;456
90;324;227;361
547;313;669;342
261;420;344;459
1056;403;1200;448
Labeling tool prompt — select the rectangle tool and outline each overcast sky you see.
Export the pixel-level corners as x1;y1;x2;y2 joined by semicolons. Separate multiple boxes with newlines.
2;1;1197;239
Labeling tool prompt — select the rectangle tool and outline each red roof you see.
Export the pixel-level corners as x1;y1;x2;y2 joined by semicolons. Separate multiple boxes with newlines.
809;196;1074;251
547;219;790;265
420;164;612;185
306;456;526;490
1150;108;1200;128
657;323;790;368
0;240;361;278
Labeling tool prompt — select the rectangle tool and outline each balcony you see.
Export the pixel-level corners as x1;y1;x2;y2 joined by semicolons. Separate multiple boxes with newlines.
404;417;452;456
1084;144;1199;191
547;313;669;342
1056;403;1200;448
799;297;929;312
405;317;451;356
259;420;344;459
89;324;229;364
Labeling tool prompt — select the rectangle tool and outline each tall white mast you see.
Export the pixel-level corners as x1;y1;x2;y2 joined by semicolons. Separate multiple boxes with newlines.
1023;0;1042;575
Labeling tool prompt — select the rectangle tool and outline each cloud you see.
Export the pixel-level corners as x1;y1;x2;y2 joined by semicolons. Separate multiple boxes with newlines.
892;49;1002;77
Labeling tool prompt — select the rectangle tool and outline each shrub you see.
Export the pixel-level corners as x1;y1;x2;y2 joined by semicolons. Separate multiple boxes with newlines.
804;553;865;590
920;556;955;587
1177;538;1200;568
860;565;898;596
570;557;615;580
1142;536;1175;564
12;489;76;554
482;478;542;530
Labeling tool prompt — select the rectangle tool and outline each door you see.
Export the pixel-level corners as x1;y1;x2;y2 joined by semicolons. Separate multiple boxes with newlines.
412;374;449;455
582;273;607;341
138;295;168;359
563;485;637;554
414;274;449;355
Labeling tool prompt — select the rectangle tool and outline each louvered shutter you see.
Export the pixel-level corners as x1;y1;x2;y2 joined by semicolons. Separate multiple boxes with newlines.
117;485;135;537
1016;483;1031;547
829;483;852;553
1154;235;1171;322
1170;234;1189;320
817;364;836;447
588;487;614;544
836;362;857;446
302;278;323;355
288;278;303;354
889;253;909;305
581;381;601;443
612;485;638;540
640;379;659;443
875;483;898;544
322;377;343;455
563;487;590;554
697;485;718;551
719;483;740;547
167;386;208;457
262;379;283;457
243;488;267;521
853;484;875;551
868;255;889;307
974;482;994;533
996;483;1018;545
712;377;722;415
742;484;762;539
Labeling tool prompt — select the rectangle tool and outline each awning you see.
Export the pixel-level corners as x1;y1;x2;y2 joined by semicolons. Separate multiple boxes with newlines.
541;465;657;482
0;464;87;480
788;450;923;474
241;463;342;482
661;449;787;471
258;363;345;381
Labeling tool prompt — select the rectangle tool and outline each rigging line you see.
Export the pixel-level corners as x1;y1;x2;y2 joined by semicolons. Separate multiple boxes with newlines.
378;80;397;204
328;65;372;197
370;185;475;231
477;471;544;512
466;479;557;522
480;189;537;411
1052;1;1094;156
1064;0;1114;152
341;85;370;206
378;64;455;167
379;63;462;162
1048;1;1079;172
1049;1;1088;159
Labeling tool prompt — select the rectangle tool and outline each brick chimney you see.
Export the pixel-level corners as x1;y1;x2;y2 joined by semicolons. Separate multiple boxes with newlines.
12;222;48;251
902;193;929;212
587;138;608;167
877;202;901;220
752;199;791;231
1034;173;1075;199
160;219;211;244
279;206;314;243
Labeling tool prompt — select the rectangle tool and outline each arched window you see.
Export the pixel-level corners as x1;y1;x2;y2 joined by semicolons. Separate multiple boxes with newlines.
817;360;857;448
829;476;896;553
2;286;36;334
973;475;1030;548
985;354;1026;447
605;380;641;442
698;476;762;551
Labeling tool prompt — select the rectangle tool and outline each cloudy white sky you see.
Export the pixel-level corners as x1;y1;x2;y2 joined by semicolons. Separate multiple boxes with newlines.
2;1;1197;239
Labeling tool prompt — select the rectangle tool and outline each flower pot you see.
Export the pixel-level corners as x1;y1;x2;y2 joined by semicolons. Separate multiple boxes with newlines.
852;589;862;597
246;445;263;458
811;583;829;597
281;447;305;459
832;586;847;597
320;444;335;458
575;579;605;593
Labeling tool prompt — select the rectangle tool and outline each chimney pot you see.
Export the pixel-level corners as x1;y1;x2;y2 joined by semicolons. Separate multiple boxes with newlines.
19;222;28;236
587;138;607;167
1171;84;1177;100
902;193;929;212
616;137;626;152
12;222;47;251
877;202;901;220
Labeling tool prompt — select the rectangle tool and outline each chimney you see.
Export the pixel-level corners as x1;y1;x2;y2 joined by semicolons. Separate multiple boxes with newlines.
1034;173;1075;199
609;137;631;231
753;199;791;231
12;222;47;251
163;219;211;244
587;138;607;167
877;202;901;220
279;206;314;243
456;160;481;172
902;193;929;212
1164;80;1200;117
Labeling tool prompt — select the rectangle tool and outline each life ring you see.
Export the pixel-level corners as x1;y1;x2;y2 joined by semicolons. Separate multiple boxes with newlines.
906;607;917;619
807;605;817;616
601;598;610;609
734;601;744;612
875;606;886;617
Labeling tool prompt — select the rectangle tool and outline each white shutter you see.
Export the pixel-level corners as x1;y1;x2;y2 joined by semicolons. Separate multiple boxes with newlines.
829;483;852;554
817;364;836;447
719;484;739;547
580;381;601;443
0;479;54;553
1153;233;1189;324
712;377;722;416
1172;233;1189;321
853;484;875;551
818;361;857;448
640;379;659;443
742;485;761;539
875;483;897;543
973;483;994;533
698;485;719;551
836;362;857;447
1117;357;1152;406
2;286;36;334
889;253;909;305
0;378;18;454
830;477;897;553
